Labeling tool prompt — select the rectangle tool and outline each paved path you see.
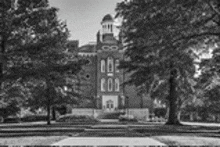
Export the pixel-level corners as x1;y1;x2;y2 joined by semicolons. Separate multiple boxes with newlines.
52;137;166;146
182;122;220;127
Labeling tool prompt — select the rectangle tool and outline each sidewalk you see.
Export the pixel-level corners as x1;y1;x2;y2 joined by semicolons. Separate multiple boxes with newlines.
52;137;166;146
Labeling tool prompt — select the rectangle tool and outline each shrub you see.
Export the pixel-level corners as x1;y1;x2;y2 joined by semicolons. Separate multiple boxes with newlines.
3;116;21;123
97;112;125;119
56;114;99;123
119;114;138;122
21;114;48;122
154;108;167;118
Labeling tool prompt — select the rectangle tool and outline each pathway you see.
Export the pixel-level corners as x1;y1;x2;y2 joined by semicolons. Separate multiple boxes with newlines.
52;137;166;146
52;123;166;146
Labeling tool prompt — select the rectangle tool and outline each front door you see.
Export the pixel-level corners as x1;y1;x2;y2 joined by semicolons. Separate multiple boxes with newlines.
106;100;114;111
102;95;118;111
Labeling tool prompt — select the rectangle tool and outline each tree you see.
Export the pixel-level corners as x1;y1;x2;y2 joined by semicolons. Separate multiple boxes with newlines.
0;81;30;119
199;43;220;121
0;0;85;125
116;0;220;125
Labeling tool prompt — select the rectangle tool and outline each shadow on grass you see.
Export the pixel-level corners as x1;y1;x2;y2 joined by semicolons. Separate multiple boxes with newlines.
132;123;220;137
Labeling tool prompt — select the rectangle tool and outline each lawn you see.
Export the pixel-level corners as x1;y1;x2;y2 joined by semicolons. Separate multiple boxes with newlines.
152;136;220;146
0;136;67;145
1;121;220;145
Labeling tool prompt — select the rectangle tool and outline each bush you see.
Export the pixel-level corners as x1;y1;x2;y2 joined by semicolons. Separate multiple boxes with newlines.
4;116;21;123
97;112;125;119
119;114;138;122
56;114;99;123
21;114;48;122
154;108;167;118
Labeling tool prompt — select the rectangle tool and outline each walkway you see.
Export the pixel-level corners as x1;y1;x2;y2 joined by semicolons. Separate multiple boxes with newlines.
52;137;166;146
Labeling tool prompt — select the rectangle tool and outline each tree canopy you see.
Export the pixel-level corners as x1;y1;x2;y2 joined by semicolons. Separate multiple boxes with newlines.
0;0;85;124
116;0;220;125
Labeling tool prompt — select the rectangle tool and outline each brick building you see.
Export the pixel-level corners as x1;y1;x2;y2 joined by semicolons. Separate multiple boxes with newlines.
77;14;153;112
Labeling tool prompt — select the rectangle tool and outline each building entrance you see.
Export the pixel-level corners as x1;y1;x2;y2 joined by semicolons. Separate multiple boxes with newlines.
106;100;114;111
102;95;118;111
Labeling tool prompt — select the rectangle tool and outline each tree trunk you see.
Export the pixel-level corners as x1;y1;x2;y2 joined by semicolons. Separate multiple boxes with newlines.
0;23;6;87
0;33;6;101
52;106;56;120
46;86;51;125
165;63;181;125
140;95;143;108
47;101;51;125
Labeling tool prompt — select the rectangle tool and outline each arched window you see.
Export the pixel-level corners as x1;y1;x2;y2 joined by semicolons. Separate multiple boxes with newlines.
108;78;113;91
115;78;120;91
101;60;105;73
101;78;106;91
115;59;120;72
108;57;114;72
110;25;113;32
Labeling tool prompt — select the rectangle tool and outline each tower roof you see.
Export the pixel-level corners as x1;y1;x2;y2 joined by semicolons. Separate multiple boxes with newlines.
102;14;114;22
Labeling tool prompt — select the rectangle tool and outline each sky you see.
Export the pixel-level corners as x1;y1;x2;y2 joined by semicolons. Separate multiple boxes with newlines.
49;0;123;46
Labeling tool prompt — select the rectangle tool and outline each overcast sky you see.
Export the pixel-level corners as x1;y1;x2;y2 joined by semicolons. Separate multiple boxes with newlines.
49;0;123;46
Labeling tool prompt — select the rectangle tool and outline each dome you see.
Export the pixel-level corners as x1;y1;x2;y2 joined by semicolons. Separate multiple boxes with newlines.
102;14;114;22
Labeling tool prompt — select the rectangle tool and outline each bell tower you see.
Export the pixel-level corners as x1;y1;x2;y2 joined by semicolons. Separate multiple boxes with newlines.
101;14;114;42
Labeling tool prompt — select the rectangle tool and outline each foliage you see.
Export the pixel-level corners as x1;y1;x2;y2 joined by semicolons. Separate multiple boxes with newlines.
116;0;220;125
21;114;48;122
56;114;98;123
0;81;30;118
0;0;85;125
154;108;167;118
97;112;125;119
3;116;21;123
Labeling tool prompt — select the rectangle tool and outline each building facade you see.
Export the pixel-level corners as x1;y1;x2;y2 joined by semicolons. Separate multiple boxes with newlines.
78;14;153;112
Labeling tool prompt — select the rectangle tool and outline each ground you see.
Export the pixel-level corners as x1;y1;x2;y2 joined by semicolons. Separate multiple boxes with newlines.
153;136;220;146
0;136;67;146
1;121;220;145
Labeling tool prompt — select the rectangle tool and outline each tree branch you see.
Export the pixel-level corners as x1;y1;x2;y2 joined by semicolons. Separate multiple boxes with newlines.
172;32;220;44
206;0;220;16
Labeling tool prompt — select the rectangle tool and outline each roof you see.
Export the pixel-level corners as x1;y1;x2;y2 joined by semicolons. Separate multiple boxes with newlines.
102;14;114;22
79;44;96;53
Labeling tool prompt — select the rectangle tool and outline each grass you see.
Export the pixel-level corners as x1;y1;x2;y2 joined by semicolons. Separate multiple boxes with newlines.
1;121;220;145
152;136;220;146
132;123;220;136
0;136;67;145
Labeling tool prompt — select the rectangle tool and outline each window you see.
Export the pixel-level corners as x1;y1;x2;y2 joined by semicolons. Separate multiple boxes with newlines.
111;46;118;50
115;78;120;91
110;25;113;32
101;78;106;91
108;78;113;91
86;74;90;79
102;46;110;50
108;57;114;72
86;59;91;65
101;60;105;73
115;59;119;72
